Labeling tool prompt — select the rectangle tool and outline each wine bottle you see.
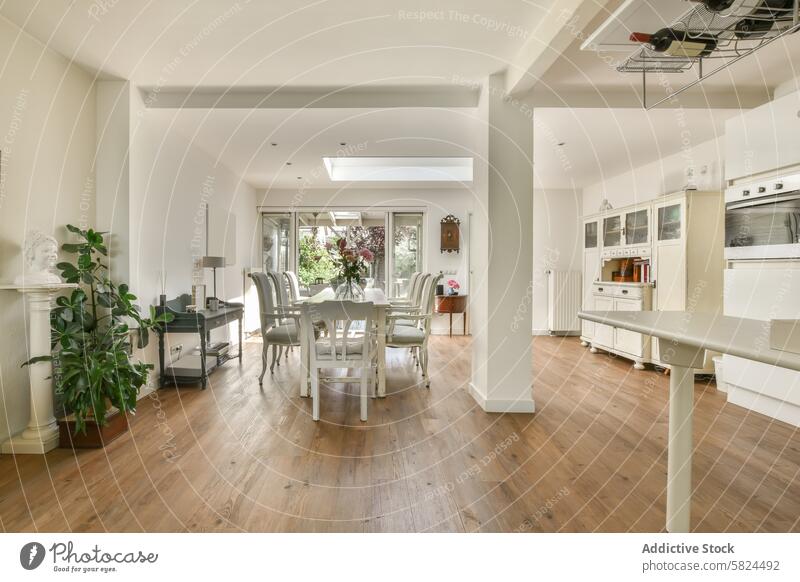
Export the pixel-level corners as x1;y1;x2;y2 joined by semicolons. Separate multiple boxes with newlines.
695;0;737;11
630;28;718;58
734;0;795;39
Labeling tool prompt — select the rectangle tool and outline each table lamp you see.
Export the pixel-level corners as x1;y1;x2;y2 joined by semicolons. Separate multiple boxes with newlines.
202;256;226;302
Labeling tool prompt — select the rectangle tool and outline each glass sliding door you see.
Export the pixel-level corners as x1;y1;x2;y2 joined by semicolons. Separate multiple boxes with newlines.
391;212;424;297
263;208;423;295
262;213;292;274
296;210;388;290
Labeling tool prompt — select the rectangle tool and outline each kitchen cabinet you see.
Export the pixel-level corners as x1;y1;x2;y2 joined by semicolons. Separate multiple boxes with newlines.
589;282;652;369
602;214;623;249
725;90;800;181
580;216;601;345
651;191;724;371
625;207;649;246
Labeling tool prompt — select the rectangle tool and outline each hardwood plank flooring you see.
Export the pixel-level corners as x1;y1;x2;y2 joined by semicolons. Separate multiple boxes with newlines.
1;336;798;532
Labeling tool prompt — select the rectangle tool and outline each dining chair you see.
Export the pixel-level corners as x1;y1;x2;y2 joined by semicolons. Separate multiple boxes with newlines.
389;272;420;305
300;300;376;421
284;270;305;301
385;273;441;387
269;271;297;361
249;272;302;384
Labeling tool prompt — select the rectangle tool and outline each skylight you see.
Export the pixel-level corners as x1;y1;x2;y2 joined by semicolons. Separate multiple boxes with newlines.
323;157;473;182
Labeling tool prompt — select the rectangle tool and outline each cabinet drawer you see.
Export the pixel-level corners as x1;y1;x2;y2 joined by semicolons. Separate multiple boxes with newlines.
612;286;643;300
592;283;612;296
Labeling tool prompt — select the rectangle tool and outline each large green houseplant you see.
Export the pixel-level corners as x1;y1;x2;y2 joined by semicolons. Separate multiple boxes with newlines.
26;225;172;433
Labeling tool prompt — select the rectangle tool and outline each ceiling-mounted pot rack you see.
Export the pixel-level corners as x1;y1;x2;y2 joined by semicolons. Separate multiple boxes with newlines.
618;0;800;109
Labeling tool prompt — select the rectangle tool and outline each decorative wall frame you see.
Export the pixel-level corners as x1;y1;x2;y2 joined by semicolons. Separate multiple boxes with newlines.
440;214;460;254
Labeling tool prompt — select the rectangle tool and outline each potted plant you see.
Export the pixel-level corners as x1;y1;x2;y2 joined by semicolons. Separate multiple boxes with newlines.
25;225;172;447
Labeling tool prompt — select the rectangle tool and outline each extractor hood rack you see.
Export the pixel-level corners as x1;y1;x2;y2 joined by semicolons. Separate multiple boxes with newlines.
617;0;800;108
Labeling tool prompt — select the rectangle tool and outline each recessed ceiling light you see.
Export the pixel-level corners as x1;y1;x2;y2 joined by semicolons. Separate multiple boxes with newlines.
271;142;278;147
339;142;347;146
286;162;292;166
557;141;566;147
297;176;302;180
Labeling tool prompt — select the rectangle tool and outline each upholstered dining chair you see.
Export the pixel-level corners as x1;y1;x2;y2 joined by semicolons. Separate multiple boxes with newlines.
300;300;376;421
284;271;305;301
269;271;297;361
385;273;442;387
249;272;302;384
388;271;420;306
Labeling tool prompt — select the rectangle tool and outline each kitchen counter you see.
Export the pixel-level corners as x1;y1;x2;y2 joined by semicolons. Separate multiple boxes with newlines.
578;309;800;533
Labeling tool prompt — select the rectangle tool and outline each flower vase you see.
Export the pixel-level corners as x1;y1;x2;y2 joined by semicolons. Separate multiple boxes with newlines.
335;279;364;300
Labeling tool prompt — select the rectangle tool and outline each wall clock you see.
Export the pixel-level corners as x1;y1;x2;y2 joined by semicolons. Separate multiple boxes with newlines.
440;214;460;253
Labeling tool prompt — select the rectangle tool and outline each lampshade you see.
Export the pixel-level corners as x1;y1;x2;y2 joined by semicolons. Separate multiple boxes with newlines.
201;256;226;268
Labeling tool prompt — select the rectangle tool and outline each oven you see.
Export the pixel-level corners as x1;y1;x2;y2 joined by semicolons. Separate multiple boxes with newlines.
725;174;800;260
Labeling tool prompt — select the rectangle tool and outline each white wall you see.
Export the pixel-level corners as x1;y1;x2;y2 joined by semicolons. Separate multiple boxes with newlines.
256;187;473;335
0;17;97;442
532;188;581;334
582;135;725;215
129;108;259;375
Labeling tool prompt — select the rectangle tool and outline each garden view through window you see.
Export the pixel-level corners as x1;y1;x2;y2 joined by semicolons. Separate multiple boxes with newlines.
262;210;424;296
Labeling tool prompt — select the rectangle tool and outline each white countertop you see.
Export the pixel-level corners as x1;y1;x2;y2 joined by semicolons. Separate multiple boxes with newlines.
592;281;654;287
578;310;800;373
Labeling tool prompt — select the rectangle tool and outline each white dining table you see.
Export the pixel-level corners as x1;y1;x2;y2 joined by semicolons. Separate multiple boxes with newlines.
294;287;390;398
578;309;800;533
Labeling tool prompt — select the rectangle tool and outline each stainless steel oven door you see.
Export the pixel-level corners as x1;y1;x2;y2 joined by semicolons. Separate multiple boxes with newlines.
725;190;800;260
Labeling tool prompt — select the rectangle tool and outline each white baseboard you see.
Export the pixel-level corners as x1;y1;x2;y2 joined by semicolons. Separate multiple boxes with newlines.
468;383;535;414
532;329;580;337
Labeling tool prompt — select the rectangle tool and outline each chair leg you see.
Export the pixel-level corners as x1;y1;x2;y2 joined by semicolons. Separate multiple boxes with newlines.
270;344;278;373
286;346;290;359
277;345;282;366
360;368;368;422
259;340;269;385
311;370;320;421
423;347;430;388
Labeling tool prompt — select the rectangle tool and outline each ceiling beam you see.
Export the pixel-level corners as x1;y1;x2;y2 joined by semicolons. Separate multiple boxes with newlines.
506;0;611;96
139;85;481;109
528;86;771;109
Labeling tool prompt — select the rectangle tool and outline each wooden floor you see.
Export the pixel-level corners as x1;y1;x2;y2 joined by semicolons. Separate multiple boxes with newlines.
1;336;798;532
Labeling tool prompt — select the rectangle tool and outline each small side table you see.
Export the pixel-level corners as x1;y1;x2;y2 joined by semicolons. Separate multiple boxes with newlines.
435;294;467;337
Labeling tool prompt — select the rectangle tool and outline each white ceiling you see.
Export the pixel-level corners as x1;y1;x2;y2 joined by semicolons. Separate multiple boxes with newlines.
533;107;737;189
148;107;482;189
0;0;548;87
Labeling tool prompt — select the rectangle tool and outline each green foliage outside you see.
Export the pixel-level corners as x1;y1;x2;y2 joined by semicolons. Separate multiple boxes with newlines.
298;235;338;287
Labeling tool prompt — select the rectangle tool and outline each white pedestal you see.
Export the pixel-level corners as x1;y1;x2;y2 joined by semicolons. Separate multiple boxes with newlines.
0;283;76;454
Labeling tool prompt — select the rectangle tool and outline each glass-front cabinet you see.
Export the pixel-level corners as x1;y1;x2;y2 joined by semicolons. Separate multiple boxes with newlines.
625;208;649;245
657;202;683;242
603;215;623;248
584;220;598;249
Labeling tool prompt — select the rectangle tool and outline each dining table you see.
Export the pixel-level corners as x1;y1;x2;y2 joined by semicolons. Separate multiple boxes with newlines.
293;287;391;398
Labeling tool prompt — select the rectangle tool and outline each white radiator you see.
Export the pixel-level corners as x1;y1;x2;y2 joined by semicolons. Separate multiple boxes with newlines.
547;270;582;335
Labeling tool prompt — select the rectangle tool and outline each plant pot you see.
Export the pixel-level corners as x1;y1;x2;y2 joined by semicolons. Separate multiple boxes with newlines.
58;409;129;449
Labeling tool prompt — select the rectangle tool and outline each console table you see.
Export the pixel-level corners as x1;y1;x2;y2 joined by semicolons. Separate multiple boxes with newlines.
578;309;800;533
435;294;467;337
156;294;243;389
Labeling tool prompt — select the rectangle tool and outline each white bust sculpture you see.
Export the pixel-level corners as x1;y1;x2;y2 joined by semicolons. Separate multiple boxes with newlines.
14;231;62;285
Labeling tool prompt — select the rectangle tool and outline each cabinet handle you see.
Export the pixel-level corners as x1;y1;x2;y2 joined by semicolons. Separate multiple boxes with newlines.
598;287;604;292
622;289;629;294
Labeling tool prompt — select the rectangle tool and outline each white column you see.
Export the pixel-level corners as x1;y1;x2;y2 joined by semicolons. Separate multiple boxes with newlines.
1;284;75;454
468;73;534;413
